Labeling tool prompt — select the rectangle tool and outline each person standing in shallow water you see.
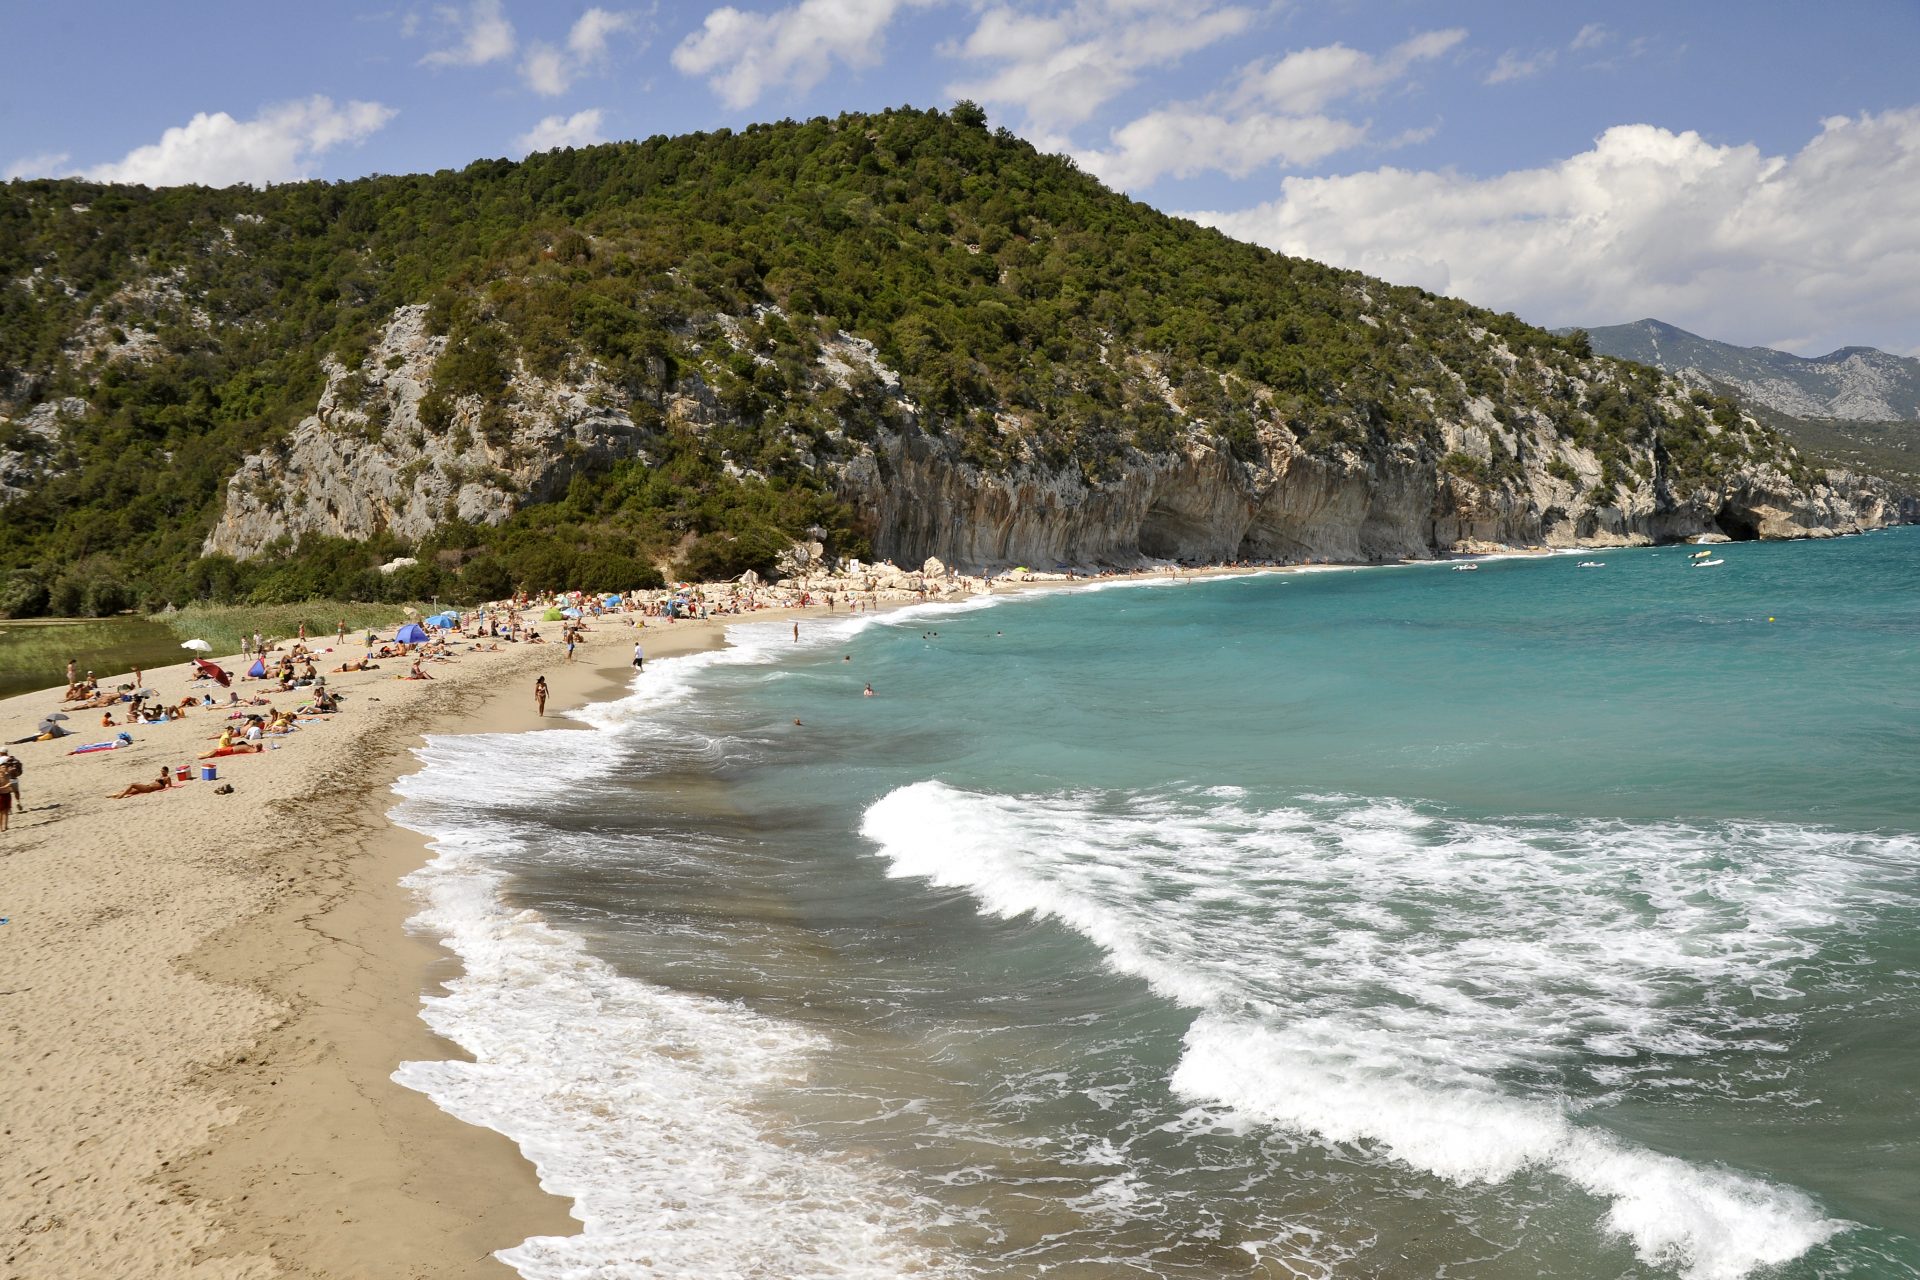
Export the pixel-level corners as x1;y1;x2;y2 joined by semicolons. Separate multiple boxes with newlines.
534;676;548;717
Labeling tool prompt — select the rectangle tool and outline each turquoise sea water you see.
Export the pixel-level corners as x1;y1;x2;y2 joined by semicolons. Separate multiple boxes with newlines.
394;527;1920;1279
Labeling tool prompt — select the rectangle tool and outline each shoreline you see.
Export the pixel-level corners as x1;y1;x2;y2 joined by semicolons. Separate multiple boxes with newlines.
0;549;1637;1278
0;607;793;1279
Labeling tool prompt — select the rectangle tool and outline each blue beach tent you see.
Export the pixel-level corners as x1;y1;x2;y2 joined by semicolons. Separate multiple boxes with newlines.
425;613;457;628
395;623;429;644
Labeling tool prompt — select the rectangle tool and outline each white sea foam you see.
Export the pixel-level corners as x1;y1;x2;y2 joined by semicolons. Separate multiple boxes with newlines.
860;781;1917;1278
391;718;955;1277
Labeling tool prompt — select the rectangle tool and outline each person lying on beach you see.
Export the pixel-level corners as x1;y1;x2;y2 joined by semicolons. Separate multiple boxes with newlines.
199;734;262;760
334;658;380;673
109;769;174;800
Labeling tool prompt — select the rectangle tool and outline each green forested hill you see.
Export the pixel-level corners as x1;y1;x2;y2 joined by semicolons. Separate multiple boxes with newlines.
0;105;1834;615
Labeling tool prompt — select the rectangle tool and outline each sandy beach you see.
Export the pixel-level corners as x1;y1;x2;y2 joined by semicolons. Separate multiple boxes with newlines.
0;562;1306;1279
0;606;811;1279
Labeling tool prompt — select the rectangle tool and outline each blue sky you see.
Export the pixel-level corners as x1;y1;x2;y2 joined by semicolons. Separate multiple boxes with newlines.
6;1;1920;355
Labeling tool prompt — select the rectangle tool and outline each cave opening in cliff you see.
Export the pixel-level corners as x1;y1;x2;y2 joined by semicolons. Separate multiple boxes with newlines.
1713;509;1762;541
1138;503;1219;561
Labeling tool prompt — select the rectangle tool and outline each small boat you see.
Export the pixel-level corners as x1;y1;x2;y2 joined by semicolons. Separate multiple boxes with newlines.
1452;563;1480;572
1578;561;1605;568
1692;558;1724;568
1689;549;1715;560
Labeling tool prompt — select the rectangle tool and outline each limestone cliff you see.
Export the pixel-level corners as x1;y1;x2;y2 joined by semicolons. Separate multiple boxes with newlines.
205;306;654;557
207;304;1912;572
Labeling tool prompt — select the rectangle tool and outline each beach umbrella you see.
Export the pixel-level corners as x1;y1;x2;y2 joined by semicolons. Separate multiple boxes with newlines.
42;711;69;721
180;638;212;652
193;658;231;688
395;623;429;644
561;607;582;618
403;606;419;616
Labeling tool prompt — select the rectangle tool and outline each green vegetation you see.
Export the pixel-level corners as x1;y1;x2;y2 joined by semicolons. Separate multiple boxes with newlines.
0;105;1812;615
159;601;417;653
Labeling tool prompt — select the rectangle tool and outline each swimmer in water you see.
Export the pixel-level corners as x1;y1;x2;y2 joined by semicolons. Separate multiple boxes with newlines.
863;683;874;697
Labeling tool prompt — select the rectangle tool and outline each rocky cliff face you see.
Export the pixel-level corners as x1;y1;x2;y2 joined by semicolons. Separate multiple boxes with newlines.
0;396;86;505
208;305;1912;571
204;306;654;558
843;417;1908;570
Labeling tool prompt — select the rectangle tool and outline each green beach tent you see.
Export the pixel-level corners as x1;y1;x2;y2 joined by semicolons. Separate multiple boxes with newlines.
542;607;566;621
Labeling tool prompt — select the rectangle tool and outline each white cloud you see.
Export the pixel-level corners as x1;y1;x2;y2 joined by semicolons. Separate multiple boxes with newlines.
79;97;396;188
1570;23;1610;52
1484;48;1556;84
1183;109;1920;355
522;44;572;94
947;0;1256;132
673;0;919;109
569;7;634;58
1077;30;1461;190
421;0;516;67
522;9;640;97
1238;29;1465;114
1081;111;1364;188
517;108;607;154
4;150;74;181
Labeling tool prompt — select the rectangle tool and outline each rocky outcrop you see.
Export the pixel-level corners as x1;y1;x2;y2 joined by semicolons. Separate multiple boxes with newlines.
204;306;655;558
0;396;87;504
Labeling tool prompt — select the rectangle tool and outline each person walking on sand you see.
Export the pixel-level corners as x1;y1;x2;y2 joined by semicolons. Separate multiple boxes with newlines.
565;633;577;663
66;658;77;687
534;676;549;717
632;641;644;672
337;618;346;645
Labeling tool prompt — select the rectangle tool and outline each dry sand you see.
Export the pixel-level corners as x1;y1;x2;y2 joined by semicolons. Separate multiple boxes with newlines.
0;564;1300;1279
0;610;782;1279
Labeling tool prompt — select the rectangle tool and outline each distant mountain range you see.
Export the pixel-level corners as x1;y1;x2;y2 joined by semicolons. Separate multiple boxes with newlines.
1558;319;1920;488
1569;319;1920;421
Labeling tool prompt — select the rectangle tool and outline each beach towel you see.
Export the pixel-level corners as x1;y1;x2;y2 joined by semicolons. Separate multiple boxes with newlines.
70;735;132;755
